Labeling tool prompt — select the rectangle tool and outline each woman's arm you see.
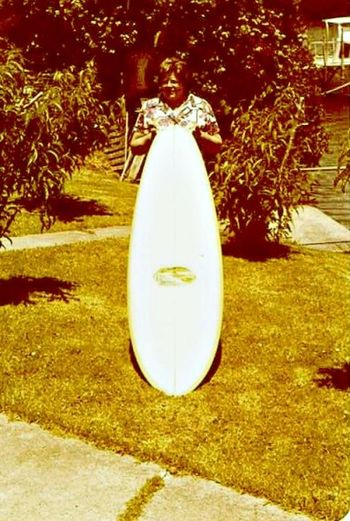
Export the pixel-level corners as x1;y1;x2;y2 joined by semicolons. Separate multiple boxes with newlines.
130;129;156;155
193;128;222;155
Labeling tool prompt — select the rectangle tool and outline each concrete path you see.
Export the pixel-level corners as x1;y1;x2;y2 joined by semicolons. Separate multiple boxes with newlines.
0;414;314;521
289;205;350;252
0;205;349;255
1;205;349;520
1;225;131;252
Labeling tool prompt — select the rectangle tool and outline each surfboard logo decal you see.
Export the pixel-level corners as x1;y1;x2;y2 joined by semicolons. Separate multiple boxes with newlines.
154;266;196;286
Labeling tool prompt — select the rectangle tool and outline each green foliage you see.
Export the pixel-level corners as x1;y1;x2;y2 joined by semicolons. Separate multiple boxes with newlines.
334;130;350;193
1;1;326;128
211;84;324;247
0;0;329;246
0;42;110;243
0;0;147;95
0;1;323;110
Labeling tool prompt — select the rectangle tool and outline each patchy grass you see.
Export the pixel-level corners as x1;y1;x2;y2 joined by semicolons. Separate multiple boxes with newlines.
0;239;349;521
118;476;165;521
10;153;138;237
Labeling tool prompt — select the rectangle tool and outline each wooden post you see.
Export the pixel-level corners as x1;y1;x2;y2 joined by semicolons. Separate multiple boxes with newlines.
325;20;329;66
340;24;345;77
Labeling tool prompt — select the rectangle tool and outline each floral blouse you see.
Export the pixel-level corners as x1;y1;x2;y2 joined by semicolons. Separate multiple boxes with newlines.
133;93;220;135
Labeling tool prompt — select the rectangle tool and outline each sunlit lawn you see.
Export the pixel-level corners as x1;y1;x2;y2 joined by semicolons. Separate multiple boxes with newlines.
10;153;138;237
0;239;349;521
2;126;350;521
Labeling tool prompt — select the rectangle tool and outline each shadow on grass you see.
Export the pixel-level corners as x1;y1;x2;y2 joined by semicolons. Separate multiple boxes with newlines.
198;339;222;389
314;363;350;391
20;195;112;223
0;276;78;306
129;340;149;385
222;240;293;262
128;339;222;391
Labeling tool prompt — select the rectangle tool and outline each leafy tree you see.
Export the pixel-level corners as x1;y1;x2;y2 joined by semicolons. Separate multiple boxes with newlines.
0;1;324;116
0;0;147;97
0;0;329;246
0;41;110;244
0;1;308;100
151;0;328;246
211;85;320;248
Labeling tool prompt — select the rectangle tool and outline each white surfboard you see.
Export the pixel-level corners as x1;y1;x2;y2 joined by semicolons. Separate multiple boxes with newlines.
128;125;223;396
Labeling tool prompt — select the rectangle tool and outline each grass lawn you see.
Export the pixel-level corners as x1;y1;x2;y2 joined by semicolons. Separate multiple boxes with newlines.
9;153;138;237
0;239;349;521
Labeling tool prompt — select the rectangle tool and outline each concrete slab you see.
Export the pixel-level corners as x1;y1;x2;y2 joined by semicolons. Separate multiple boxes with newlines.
0;414;160;521
0;205;349;255
290;206;350;251
140;475;313;521
0;226;131;252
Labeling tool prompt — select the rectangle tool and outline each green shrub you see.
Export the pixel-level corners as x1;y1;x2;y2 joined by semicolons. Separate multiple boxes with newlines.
0;42;111;244
211;84;325;248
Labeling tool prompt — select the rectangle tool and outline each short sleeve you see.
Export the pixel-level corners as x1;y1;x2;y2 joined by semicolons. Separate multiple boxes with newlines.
132;98;162;134
199;99;220;135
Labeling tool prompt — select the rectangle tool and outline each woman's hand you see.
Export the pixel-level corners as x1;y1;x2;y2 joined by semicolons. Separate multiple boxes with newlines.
130;127;157;155
192;126;222;155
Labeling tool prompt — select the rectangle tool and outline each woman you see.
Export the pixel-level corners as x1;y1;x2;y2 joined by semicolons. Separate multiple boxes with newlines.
130;57;222;157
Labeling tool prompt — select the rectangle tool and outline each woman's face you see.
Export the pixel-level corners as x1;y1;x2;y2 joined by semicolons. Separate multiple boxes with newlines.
160;72;186;108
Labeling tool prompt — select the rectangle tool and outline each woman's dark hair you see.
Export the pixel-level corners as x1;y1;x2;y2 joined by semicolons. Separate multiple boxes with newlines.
158;57;191;91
